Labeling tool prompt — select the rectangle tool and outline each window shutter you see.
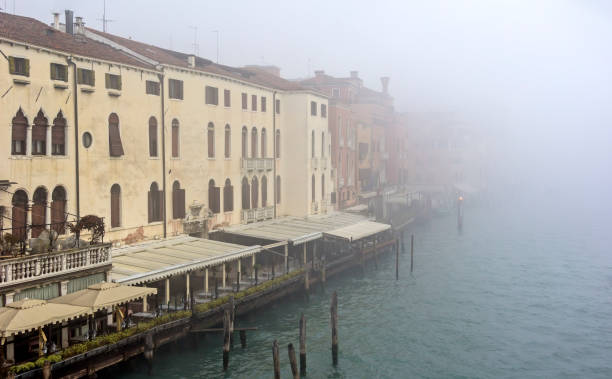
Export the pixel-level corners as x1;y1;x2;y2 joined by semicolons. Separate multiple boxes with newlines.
32;124;47;140
77;68;83;84
24;59;30;77
118;75;122;90
178;189;186;218
51;200;67;234
105;73;110;88
91;70;95;86
229;185;234;211
50;63;55;80
158;190;165;222
109;124;124;156
8;57;15;74
111;193;120;228
172;125;179;157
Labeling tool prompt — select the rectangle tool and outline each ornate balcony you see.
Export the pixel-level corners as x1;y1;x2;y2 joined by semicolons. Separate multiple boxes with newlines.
241;158;274;173
241;206;274;223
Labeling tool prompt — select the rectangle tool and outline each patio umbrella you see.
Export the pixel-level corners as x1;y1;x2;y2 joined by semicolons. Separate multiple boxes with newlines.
49;282;156;312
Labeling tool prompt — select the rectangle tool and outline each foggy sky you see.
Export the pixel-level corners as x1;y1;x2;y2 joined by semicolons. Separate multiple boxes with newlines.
5;0;612;204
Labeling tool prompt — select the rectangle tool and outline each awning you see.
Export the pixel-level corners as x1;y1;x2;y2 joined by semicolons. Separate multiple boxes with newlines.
108;236;260;285
0;299;91;337
49;282;157;312
344;204;368;212
324;220;391;242
221;212;367;246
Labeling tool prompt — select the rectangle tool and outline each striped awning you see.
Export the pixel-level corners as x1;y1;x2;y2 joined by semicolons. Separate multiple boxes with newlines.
49;282;157;312
324;220;391;242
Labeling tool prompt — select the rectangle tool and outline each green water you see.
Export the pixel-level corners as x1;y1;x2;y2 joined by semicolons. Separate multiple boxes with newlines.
112;203;612;378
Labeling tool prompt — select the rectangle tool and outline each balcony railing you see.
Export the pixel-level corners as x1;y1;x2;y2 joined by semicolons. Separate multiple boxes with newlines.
0;243;112;288
311;157;319;170
241;158;274;172
242;206;274;223
321;158;328;170
310;201;319;214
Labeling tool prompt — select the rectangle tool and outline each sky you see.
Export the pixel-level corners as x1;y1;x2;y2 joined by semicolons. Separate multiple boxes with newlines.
5;0;612;204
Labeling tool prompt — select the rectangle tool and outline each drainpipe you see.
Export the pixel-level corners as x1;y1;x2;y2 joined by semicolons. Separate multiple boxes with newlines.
158;71;167;238
67;57;80;219
272;91;277;218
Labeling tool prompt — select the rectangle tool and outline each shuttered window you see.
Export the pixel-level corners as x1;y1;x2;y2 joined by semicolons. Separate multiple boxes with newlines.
77;68;95;86
276;176;281;204
51;186;67;234
169;79;183;99
261;97;266;112
311;101;317;116
251;128;258;158
52;111;66;155
242;127;248;157
275;99;280;114
241;93;247;109
261;129;267;158
261;176;267;207
111;184;121;227
108;113;124;157
207;123;215;158
321;104;327;118
172;119;180;157
251;177;259;209
251;95;257;111
8;56;29;77
208;180;220;214
146;80;160;95
11;109;27;155
32;110;48;156
224;125;231;158
312;175;316;202
224;89;231;107
149;117;158;157
241;177;250;210
105;73;122;90
12;191;28;241
148;182;163;223
275;130;280;158
31;187;47;238
205;86;219;105
223;179;234;212
50;63;68;81
172;181;186;219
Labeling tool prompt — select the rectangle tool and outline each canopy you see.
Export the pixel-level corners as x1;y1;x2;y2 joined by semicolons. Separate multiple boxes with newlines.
324;220;391;242
0;298;90;337
49;282;156;312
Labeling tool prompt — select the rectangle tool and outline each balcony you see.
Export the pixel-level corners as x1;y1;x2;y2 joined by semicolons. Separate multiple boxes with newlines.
241;158;274;173
310;201;319;214
310;157;319;170
241;206;274;223
0;243;112;288
321;158;328;170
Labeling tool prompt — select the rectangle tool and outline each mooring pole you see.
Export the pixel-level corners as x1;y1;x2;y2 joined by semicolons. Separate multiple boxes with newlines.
410;234;414;273
288;343;299;379
239;330;247;348
401;230;405;253
272;340;280;379
330;291;338;365
395;239;399;280
299;313;306;374
457;196;463;231
229;296;235;349
222;310;230;371
144;332;154;375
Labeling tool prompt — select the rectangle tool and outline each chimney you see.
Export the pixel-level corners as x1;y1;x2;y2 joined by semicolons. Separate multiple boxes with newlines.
53;13;60;30
314;70;325;77
187;55;196;68
350;71;359;79
74;16;85;35
381;76;390;94
65;10;74;35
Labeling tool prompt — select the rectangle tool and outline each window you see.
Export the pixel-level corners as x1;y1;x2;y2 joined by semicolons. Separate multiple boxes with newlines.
311;101;317;116
32;187;48;238
172;181;186;219
275;99;280;114
146;80;160;95
51;186;66;234
311;130;315;158
224;89;231;107
52;111;66;155
9;57;29;77
205;86;219;105
261;128;267;158
311;175;316;202
12;190;28;240
208;179;220;214
110;184;121;228
321;174;325;199
321;132;325;157
171;119;180;157
261;97;267;112
105;73;122;90
251;128;258;158
32;110;48;156
50;63;68;82
332;88;340;98
11;109;27;155
242;93;248;109
108;113;124;157
223;179;234;212
168;79;183;99
275;130;280;158
148;182;163;223
77;68;95;86
149;117;158;157
241;177;250;210
224;124;231;158
321;104;327;118
251;95;257;111
82;132;93;148
261;176;267;207
242;126;248;157
251;176;259;208
207;122;215;158
276;176;281;204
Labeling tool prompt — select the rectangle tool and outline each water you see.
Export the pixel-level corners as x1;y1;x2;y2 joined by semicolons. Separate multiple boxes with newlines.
114;202;612;378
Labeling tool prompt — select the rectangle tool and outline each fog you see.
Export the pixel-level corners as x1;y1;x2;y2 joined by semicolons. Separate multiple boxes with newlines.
12;0;612;208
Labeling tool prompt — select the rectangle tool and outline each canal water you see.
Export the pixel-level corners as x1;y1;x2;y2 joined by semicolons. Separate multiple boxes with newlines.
114;199;612;378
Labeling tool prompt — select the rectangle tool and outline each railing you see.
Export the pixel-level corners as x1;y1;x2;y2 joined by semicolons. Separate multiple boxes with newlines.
0;243;112;288
242;206;274;223
310;201;319;214
241;158;274;172
311;157;319;169
321;158;328;170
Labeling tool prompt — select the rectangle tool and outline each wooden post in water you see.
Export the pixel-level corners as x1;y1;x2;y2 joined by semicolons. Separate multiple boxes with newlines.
410;234;414;273
401;231;405;253
240;330;247;348
299;313;306;374
288;343;299;379
457;196;463;231
330;291;338;366
395;238;399;280
272;340;280;379
144;332;154;375
229;296;235;348
222;310;230;371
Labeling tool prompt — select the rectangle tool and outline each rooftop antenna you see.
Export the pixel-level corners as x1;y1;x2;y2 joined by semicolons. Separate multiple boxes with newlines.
97;0;115;32
189;25;199;56
212;30;219;63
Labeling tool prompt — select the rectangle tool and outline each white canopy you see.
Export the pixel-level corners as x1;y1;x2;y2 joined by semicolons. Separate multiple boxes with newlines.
324;220;391;242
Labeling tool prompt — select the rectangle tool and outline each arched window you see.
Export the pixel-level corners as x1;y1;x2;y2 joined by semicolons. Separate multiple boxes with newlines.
148;182;162;223
223;178;234;212
251;127;258;158
321;174;325;199
32;110;48;155
224;124;231;158
172;181;186;219
275;130;280;158
31;187;47;237
261;128;267;158
261;175;267;207
51;186;67;234
311;130;315;158
110;184;121;228
109;113;124;157
207;122;215;158
149;117;158;157
251;176;259;208
241;177;250;210
11;109;27;155
208;179;220;214
321;131;325;157
52;111;66;155
171;118;180;157
276;176;281;204
242;126;248;158
311;174;316;203
11;190;28;240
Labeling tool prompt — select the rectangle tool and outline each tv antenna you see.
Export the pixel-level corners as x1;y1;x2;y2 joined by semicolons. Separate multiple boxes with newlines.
212;30;220;63
189;26;199;56
97;0;115;32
